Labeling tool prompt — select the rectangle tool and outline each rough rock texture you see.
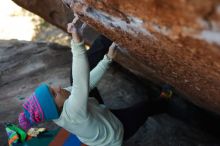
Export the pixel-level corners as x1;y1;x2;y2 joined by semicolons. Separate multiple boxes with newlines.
64;0;220;115
12;0;220;114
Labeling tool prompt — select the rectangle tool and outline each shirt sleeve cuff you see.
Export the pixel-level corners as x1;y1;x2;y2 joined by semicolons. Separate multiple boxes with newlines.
71;40;85;54
103;55;112;63
100;55;112;67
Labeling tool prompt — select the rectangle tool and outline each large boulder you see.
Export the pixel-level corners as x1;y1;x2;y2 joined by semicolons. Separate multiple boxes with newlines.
12;0;220;114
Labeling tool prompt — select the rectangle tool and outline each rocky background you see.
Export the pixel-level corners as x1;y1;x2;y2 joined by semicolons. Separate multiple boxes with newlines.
1;39;220;146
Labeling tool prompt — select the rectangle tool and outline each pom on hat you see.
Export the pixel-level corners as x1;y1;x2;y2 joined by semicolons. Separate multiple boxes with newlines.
18;112;31;130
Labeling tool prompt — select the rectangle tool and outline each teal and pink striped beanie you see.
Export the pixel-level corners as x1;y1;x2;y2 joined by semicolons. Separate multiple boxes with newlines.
18;83;59;130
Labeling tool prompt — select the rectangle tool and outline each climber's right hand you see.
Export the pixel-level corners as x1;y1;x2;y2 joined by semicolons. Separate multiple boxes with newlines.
67;14;82;43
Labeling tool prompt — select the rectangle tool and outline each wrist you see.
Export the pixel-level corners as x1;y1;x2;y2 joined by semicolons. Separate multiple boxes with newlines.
105;54;112;62
71;33;82;43
72;37;82;43
71;39;84;46
70;40;85;53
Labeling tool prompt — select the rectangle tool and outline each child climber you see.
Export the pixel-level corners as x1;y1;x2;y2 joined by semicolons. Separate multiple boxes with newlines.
18;15;124;146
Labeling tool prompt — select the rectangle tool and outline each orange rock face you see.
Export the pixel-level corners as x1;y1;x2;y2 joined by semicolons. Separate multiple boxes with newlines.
13;0;220;114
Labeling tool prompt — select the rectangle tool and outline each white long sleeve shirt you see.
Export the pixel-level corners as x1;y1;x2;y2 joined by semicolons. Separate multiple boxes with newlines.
53;41;124;146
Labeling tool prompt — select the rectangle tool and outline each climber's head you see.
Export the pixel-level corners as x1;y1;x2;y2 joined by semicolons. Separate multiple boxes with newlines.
18;83;69;130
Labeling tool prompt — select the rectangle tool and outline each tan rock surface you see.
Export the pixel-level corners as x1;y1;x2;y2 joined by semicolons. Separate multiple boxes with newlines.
12;0;220;114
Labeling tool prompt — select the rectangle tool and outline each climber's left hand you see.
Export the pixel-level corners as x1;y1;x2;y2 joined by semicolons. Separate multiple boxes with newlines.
107;42;118;60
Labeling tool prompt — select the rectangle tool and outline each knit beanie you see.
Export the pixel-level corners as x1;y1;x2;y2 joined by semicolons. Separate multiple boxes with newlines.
18;83;59;130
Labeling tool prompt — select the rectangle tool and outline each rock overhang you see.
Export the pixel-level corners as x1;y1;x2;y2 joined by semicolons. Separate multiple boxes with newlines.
12;0;220;114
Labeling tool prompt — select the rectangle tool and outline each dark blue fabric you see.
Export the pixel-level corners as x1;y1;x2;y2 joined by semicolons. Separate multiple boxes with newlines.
23;109;34;125
35;83;59;120
63;134;82;146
